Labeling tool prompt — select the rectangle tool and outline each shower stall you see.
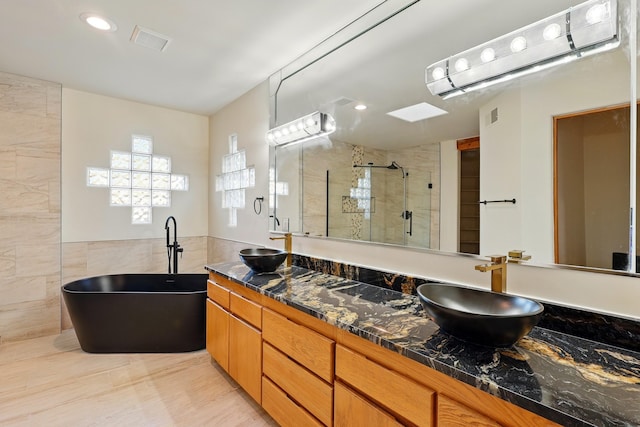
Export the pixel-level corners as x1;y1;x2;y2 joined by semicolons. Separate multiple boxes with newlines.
350;161;412;245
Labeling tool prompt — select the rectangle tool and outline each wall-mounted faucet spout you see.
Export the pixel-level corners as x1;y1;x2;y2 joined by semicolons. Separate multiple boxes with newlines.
165;216;183;274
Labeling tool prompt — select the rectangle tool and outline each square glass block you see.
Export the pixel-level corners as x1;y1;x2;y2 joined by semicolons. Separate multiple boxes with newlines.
152;155;171;173
152;173;171;190
223;153;234;174
111;151;131;170
152;190;171;207
110;188;131;206
231;170;241;190
233;151;246;171
171;174;189;191
132;154;151;171
215;175;223;192
132;206;152;224
229;134;238;154
228;207;237;227
248;167;255;187
87;167;109;187
132;189;151;207
276;182;289;196
132;171;151;189
241;169;250;188
132;135;153;154
110;170;131;188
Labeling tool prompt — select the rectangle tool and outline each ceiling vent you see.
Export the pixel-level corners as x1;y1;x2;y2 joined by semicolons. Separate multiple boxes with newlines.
332;97;355;107
130;25;171;52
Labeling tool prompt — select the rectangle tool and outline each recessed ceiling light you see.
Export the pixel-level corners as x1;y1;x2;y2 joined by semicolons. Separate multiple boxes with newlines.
387;102;448;123
354;104;367;111
80;13;117;32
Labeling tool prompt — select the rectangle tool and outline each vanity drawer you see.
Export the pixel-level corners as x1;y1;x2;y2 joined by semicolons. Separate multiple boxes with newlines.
262;308;334;382
263;342;333;426
336;344;435;427
230;292;262;329
334;381;403;427
207;280;230;309
437;395;500;427
262;376;323;427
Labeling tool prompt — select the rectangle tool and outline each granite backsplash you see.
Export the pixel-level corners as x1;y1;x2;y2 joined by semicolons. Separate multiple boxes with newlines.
293;254;640;353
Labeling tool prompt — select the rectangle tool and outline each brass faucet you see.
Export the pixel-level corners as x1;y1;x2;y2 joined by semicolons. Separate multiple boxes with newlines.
269;232;292;267
475;255;507;293
508;250;531;264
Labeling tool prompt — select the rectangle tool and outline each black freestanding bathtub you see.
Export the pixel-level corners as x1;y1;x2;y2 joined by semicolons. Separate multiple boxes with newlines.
62;273;207;353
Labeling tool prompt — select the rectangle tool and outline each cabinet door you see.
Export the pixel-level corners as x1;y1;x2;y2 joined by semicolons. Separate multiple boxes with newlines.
229;314;262;403
438;395;501;427
206;299;229;372
334;381;402;427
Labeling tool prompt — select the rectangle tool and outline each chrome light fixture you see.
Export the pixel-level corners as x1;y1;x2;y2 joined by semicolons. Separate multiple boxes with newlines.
266;112;336;146
426;0;619;99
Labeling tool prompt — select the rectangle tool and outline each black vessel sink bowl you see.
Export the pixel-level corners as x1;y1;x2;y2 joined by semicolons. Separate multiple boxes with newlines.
239;248;287;273
417;283;544;347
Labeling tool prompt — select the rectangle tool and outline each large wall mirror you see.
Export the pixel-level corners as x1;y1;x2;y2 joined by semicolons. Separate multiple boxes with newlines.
269;0;639;274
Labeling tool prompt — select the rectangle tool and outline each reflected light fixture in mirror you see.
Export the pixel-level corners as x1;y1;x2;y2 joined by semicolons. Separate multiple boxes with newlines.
426;0;619;99
266;111;336;147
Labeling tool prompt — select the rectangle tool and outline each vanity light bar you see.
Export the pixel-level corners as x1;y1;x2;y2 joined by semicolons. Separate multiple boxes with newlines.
266;111;336;146
425;0;618;98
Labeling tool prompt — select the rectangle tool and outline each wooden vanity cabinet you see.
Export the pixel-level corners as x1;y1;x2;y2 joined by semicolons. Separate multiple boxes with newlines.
262;308;335;426
206;277;262;403
206;271;560;427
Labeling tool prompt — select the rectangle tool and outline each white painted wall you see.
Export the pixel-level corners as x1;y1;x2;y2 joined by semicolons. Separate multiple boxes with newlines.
209;83;273;247
62;89;209;242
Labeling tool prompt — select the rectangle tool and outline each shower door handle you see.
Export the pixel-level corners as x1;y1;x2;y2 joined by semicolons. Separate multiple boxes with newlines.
403;210;413;236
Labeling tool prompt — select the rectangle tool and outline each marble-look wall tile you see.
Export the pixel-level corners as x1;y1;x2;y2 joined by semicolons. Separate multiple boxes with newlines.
0;72;61;343
207;237;259;264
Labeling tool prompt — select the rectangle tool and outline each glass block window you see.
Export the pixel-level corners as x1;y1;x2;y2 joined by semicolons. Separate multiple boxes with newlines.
215;133;256;227
269;167;290;209
111;151;131;170
152;155;171;173
132;154;151;171
87;134;190;224
110;188;131;206
132;207;152;224
152;190;171;207
132;135;153;154
87;167;109;187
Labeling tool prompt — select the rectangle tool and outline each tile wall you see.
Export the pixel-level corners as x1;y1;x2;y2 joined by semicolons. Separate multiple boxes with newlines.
0;71;62;343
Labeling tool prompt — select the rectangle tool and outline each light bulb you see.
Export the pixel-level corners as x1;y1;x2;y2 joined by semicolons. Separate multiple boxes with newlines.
431;67;445;80
305;118;316;127
282;128;290;136
586;3;607;25
543;23;562;40
266;133;275;142
289;124;297;133
510;36;527;53
354;104;367;111
297;122;304;130
454;58;469;72
80;13;117;31
274;130;282;138
480;48;496;63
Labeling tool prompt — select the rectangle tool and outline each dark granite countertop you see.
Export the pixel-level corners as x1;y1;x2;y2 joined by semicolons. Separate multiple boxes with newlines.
205;262;640;427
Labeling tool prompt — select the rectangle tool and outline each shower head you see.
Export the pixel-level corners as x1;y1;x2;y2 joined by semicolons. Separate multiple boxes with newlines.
354;161;403;170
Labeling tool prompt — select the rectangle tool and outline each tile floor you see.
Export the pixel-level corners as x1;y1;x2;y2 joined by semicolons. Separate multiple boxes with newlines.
0;330;277;426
